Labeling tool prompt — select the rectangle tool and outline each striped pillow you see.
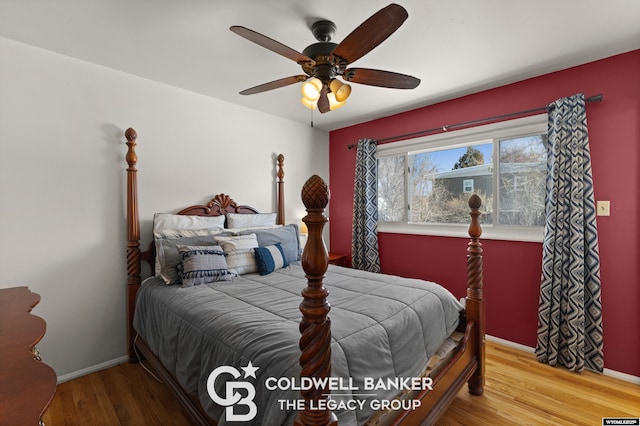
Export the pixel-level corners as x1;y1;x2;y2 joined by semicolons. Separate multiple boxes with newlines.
215;234;259;275
254;243;288;275
176;245;233;287
225;250;259;275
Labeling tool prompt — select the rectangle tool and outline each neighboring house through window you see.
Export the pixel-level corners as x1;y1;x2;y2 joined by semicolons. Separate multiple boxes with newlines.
377;114;547;242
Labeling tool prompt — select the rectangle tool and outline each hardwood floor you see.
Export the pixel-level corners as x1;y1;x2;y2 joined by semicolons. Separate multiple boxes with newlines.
41;341;639;425
42;361;191;426
440;342;639;426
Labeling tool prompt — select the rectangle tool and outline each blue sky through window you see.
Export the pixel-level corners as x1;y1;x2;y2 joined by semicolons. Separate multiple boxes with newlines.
427;143;493;172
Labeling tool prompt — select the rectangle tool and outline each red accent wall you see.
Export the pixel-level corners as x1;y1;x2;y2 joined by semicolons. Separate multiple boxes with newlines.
329;50;640;377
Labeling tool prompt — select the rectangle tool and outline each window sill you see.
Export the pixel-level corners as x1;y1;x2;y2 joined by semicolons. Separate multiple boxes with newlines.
377;222;544;243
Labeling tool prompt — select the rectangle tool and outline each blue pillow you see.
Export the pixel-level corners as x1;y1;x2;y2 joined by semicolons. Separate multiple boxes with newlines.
254;243;288;275
238;224;301;264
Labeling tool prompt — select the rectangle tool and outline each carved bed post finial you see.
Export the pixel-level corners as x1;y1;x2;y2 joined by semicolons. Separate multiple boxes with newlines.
125;127;141;362
277;154;285;225
295;175;337;426
466;194;485;395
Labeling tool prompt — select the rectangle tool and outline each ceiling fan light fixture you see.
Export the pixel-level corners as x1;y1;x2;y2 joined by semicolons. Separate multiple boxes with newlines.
301;77;323;102
300;97;317;110
327;91;346;110
329;79;352;103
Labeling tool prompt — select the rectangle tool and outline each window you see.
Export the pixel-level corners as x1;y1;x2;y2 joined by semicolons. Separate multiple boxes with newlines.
378;154;406;222
463;179;474;193
376;115;547;241
498;136;546;227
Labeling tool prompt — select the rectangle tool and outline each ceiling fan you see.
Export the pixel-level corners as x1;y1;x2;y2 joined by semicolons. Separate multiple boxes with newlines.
230;3;420;113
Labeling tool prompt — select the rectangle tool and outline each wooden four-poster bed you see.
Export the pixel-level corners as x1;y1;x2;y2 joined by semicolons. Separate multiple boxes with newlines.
124;127;485;425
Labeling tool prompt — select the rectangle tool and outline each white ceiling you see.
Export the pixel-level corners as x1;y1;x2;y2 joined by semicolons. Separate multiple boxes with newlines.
1;1;639;131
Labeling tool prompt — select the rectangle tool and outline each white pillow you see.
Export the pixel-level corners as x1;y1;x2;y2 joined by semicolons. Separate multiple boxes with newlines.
226;212;277;229
226;225;282;234
215;234;259;252
153;213;226;232
215;234;259;275
225;250;259;275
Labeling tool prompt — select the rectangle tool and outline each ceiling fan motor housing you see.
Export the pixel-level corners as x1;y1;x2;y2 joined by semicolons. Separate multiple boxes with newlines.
302;42;344;83
311;20;337;42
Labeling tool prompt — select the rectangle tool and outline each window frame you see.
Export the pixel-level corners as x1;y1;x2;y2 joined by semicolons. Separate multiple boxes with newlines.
376;114;548;242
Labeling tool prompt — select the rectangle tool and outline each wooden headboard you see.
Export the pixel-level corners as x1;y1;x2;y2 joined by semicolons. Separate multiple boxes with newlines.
176;193;260;217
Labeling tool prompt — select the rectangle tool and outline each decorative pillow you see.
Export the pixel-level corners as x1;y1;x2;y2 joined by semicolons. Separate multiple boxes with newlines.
215;234;259;275
153;213;226;232
236;224;301;264
175;245;233;287
226;212;277;229
225;250;259;275
254;243;288;275
215;234;259;252
152;214;226;276
155;231;232;284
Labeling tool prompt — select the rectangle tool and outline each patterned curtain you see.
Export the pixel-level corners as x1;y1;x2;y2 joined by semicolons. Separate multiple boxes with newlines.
351;139;381;272
536;94;604;373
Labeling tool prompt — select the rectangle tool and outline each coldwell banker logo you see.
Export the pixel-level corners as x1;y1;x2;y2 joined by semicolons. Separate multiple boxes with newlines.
207;360;434;421
207;361;260;421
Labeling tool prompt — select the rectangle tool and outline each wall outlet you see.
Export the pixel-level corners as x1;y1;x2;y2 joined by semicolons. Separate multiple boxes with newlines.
597;201;610;216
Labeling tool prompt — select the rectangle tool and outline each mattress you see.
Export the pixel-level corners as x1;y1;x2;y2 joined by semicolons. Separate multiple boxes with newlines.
134;263;463;425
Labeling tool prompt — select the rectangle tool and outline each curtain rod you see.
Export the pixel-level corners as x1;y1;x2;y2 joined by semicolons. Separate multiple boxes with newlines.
347;93;602;149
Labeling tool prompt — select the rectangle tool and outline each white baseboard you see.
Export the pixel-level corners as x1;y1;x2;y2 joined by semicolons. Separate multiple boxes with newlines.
56;355;129;384
602;368;640;385
486;335;640;385
486;334;535;353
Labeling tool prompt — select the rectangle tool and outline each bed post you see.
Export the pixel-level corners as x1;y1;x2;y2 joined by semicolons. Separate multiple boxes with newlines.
466;194;485;395
295;175;338;426
277;154;285;225
125;128;141;362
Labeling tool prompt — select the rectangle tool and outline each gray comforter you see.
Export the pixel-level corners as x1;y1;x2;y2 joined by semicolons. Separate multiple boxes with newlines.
134;263;463;425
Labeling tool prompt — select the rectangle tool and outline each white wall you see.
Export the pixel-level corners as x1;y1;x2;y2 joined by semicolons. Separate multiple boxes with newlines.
0;36;329;380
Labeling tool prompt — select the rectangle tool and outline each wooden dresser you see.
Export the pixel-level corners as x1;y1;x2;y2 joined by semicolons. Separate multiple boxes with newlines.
0;287;57;426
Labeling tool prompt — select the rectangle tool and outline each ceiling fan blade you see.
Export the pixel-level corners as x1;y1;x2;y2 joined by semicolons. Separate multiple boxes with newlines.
239;75;308;95
318;86;330;113
342;68;420;89
230;26;313;64
332;4;408;64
